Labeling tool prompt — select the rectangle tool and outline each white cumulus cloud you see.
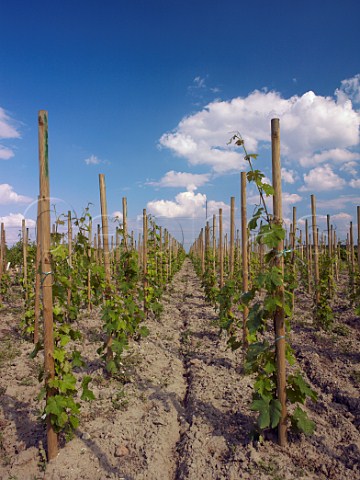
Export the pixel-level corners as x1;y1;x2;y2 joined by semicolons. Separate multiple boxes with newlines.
147;171;211;191
299;165;346;192
317;195;360;210
159;85;360;174
0;146;15;160
84;154;109;166
340;161;358;176
0;212;36;228
0;213;36;244
282;192;302;214
299;148;360;168
281;168;297;183
349;178;360;188
0;184;32;205
147;191;207;219
336;73;360;105
147;190;230;220
0;107;21;160
111;211;123;222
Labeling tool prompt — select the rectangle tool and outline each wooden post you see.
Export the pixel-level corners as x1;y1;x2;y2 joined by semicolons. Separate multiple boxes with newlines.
291;207;296;311
357;206;360;272
349;221;355;303
334;230;339;281
241;172;249;345
97;224;102;265
122;197;128;251
22;219;28;304
327;215;331;258
205;222;210;267
87;220;92;312
258;222;264;274
1;225;5;274
219;209;224;288
99;174;112;360
115;227;120;266
67;211;72;312
311;195;320;305
34;197;41;344
200;228;205;275
38;110;58;460
229;196;235;278
169;234;172;279
271;118;287;446
159;226;163;283
94;234;98;265
143;209;148;313
99;175;111;284
247;228;251;288
305;219;312;295
236;229;240;272
212;214;216;276
327;214;333;297
0;223;4;280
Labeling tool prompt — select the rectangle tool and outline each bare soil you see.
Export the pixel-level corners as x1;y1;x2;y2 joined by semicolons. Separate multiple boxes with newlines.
0;259;359;479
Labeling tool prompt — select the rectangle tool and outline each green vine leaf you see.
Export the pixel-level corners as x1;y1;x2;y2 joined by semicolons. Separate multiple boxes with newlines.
287;372;318;404
291;406;316;435
81;376;95;401
251;397;282;429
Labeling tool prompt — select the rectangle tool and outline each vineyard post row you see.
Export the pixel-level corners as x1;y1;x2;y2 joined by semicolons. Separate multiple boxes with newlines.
189;118;360;447
0;110;186;461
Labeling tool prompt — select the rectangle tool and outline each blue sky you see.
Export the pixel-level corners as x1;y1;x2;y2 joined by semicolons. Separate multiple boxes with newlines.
1;0;359;247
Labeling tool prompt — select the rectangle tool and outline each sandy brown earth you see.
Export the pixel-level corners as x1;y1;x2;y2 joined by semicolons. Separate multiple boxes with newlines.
0;259;359;479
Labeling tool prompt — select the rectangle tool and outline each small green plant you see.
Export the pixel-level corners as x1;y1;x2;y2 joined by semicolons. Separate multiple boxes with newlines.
0;272;11;304
31;209;96;442
331;323;350;336
98;246;147;375
112;388;129;411
225;133;317;437
0;338;20;367
314;254;335;330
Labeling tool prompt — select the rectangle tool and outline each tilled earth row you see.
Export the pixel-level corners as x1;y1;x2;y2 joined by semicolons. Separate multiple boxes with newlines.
0;259;359;479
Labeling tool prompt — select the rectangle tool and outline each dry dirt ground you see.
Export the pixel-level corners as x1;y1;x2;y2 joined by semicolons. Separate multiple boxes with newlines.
0;258;359;480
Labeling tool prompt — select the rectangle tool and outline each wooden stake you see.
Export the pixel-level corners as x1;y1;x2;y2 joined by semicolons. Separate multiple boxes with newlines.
357;206;360;272
219;209;224;288
67;211;72;312
349;221;355;303
291;207;296;312
99;175;111;285
0;223;4;280
22;219;28;304
97;224;102;265
305;219;312;295
38;110;58;460
200;228;205;275
34;197;41;344
229;196;235;278
334;230;339;282
99;174;112;360
241;172;249;346
122;197;128;251
327;214;333;297
311;195;320;305
271;118;287;447
143;209;148;314
212;214;216;276
94;234;98;265
87;220;92;312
